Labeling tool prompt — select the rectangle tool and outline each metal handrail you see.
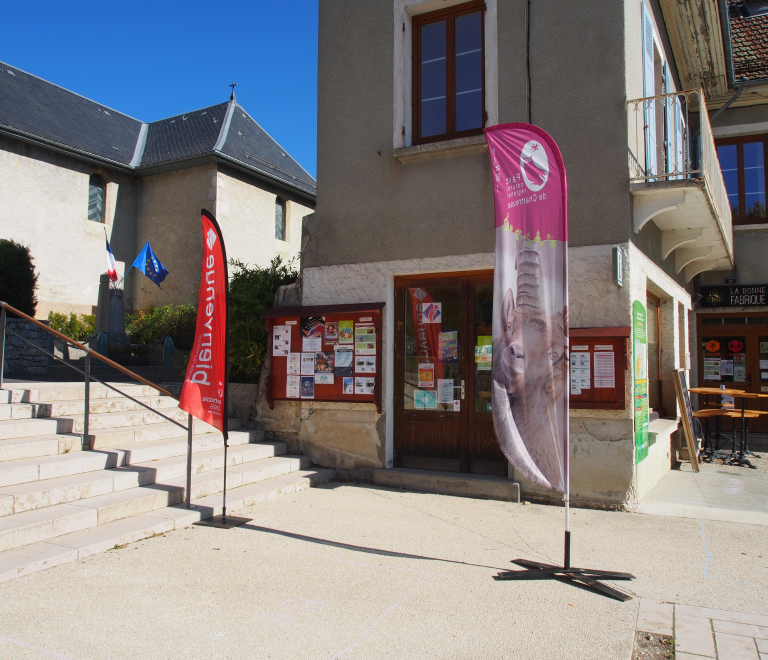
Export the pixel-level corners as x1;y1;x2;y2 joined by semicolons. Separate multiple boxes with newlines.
3;325;186;431
1;300;197;509
0;301;178;399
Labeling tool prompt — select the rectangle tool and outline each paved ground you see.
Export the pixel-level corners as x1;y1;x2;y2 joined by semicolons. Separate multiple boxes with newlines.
638;460;768;526
0;481;766;660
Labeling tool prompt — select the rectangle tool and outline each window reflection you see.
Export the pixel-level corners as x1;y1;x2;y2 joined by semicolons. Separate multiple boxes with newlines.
744;142;766;219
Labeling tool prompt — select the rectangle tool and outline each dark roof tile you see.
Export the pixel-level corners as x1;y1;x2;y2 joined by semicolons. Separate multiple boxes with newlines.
0;61;142;165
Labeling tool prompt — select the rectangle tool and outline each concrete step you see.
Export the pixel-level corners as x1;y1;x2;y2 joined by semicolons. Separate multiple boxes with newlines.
0;431;270;498
88;417;242;449
57;406;191;433
33;395;180;418
0;404;38;421
0;454;312;552
0;467;335;583
0;435;81;463
2;383;163;404
0;418;62;441
372;468;521;502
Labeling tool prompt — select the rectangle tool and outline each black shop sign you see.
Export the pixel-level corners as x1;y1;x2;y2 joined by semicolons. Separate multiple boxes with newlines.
700;285;768;308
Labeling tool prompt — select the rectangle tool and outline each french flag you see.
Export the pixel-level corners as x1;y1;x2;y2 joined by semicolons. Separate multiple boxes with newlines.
106;234;118;282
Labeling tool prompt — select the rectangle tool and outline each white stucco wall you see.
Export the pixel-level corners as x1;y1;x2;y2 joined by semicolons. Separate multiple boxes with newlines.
0;136;136;318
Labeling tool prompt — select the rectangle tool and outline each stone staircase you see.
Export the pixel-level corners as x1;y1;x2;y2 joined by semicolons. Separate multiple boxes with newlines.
0;382;333;583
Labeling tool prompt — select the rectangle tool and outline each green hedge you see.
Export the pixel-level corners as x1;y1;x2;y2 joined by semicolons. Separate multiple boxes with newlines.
125;304;197;350
228;256;299;383
47;312;95;342
0;239;38;317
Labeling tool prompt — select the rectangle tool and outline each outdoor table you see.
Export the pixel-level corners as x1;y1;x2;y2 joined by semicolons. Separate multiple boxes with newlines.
694;409;737;461
689;388;767;467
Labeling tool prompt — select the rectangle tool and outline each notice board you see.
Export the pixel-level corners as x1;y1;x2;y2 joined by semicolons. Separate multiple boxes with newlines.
569;327;630;410
262;303;384;412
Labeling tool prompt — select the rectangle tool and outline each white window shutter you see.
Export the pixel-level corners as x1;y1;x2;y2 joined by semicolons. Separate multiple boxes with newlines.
642;2;657;179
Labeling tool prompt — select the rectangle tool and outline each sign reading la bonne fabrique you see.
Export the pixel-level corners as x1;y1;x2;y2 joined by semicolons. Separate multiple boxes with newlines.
700;285;768;308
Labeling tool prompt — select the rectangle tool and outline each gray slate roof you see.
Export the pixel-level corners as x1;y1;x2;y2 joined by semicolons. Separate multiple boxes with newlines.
0;61;316;198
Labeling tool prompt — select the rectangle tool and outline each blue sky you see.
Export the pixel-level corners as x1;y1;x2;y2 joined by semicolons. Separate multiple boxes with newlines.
0;0;319;177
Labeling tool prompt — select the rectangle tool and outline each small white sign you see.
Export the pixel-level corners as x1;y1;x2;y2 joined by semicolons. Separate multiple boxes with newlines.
453;400;460;412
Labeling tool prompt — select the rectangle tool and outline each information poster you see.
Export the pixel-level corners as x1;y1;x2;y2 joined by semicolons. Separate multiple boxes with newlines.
339;321;354;344
287;353;300;376
315;373;334;385
355;356;376;373
286;375;300;398
354;323;376;355
301;353;315;376
633;301;649;463
570;352;590;395
702;337;747;383
315;352;335;374
593;351;615;388
413;389;437;409
325;322;339;345
301;316;324;352
354;377;375;395
300;376;315;399
342;377;354;394
418;363;435;389
437;379;453;404
272;325;291;356
334;347;353;377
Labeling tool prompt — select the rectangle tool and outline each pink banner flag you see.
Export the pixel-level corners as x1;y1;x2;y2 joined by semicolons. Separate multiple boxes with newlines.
485;124;569;492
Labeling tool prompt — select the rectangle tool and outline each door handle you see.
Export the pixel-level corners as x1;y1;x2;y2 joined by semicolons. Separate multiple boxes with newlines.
454;380;465;400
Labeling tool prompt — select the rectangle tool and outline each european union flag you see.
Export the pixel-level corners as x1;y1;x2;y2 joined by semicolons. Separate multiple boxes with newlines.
131;242;169;288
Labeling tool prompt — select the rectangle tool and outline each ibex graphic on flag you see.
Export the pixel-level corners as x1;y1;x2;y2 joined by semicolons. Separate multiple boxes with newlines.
492;242;568;489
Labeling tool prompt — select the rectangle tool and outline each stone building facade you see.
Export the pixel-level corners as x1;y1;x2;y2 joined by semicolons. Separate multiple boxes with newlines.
257;0;761;508
0;62;316;318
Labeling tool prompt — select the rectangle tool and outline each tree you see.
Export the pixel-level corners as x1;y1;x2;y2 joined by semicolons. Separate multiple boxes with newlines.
0;239;38;317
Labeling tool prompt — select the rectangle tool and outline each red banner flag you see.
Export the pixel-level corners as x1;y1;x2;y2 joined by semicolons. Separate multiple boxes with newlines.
486;124;569;493
179;210;229;434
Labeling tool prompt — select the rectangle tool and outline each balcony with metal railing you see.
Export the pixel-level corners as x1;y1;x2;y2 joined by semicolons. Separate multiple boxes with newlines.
627;89;733;282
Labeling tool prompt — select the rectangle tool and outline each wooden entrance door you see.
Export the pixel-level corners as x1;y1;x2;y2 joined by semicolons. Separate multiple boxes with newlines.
697;312;768;432
393;272;507;475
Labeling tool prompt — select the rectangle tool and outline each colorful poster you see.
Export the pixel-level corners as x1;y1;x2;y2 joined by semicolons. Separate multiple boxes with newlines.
633;301;649;463
413;390;437;409
300;376;315;399
342;377;354;394
301;316;324;352
325;322;339;345
354;323;376;355
286;375;300;398
339;321;354;344
287;353;300;375
418;363;434;389
486;124;568;492
355;356;376;374
334;347;354;377
475;336;492;371
437;379;453;404
438;331;459;362
703;358;721;380
179;211;229;435
315;352;335;373
300;353;315;376
354;377;375;396
272;325;291;356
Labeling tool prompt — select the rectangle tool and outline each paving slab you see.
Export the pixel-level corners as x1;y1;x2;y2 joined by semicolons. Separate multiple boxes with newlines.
677;605;768;628
676;613;717;657
0;541;77;584
715;632;760;659
714;619;768;640
636;598;673;636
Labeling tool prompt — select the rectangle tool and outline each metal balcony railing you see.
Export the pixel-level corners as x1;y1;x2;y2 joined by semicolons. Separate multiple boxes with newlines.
627;88;733;262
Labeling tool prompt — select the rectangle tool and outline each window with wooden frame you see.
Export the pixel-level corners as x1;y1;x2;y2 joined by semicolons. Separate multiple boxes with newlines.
716;134;767;225
412;0;485;144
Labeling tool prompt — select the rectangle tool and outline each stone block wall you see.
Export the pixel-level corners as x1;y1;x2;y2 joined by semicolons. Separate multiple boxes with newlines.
3;319;49;375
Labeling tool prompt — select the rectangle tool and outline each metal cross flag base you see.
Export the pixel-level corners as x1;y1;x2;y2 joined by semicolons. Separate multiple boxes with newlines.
494;558;635;602
194;515;252;529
